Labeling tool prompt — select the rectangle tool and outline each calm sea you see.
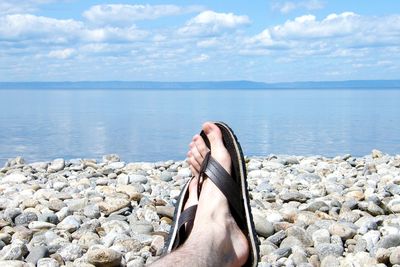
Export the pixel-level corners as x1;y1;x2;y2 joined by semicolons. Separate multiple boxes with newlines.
1;88;399;165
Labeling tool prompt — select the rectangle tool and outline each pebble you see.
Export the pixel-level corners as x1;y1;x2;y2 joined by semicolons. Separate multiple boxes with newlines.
0;152;398;265
86;248;122;267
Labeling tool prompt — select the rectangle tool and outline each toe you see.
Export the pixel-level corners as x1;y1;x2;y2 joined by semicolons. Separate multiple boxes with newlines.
202;122;224;148
194;135;210;158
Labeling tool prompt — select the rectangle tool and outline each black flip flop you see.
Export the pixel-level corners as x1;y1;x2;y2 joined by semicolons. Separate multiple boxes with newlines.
198;122;260;267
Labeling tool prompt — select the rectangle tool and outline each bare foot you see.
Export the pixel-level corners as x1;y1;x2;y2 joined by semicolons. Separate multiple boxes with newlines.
186;122;249;267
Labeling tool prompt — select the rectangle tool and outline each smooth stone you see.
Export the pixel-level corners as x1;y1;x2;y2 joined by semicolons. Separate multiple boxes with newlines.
65;198;87;212
1;173;29;184
290;249;308;265
376;234;400;249
15;212;38;226
58;243;83;262
0;260;30;267
131;222;154;235
280;236;304;249
339;251;377;266
86;248;122;267
254;215;274;238
84;204;101;219
25;246;48;264
98;198;130;216
316;243;344;260
37;258;60;267
48;159;65;172
48;199;66;212
155;206;174;219
390;247;400;265
107;162;125;170
160;171;175;182
0;240;28;260
376;248;391;264
103;154;120;163
56;215;81;232
28;221;55;230
129;174;148;184
150;236;164;256
177;168;191;177
312;229;330;245
279;191;307;203
321;255;340;267
117;174;129;185
266;230;286;246
286;226;313;247
328;222;357;240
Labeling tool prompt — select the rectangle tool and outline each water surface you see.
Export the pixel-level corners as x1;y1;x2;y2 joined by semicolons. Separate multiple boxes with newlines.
1;88;399;164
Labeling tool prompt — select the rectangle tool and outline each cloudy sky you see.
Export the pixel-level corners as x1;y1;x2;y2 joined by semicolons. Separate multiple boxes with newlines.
1;0;400;82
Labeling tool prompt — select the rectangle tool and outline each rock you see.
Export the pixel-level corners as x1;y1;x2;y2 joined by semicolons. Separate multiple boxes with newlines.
103;154;120;163
254;215;274;238
339;251;377;266
0;260;30;267
129;174;148;184
87;248;122;267
286;226;313;247
376;234;400;249
98;197;130;216
156;206;174;219
266;230;286;246
312;229;330;246
58;243;83;261
28;221;55;230
25;246;48;264
131;222;153;235
328;222;357;240
316;243;344;260
0;240;28;260
177;168;191;177
280;236;304;249
372;149;384;158
376;248;391;264
48;159;65;172
84;204;101;219
321;255;340;267
37;258;60;267
160;171;174;182
390;247;400;265
14;212;38;226
107;162;125;169
57;215;81;232
1;173;29;184
279;191;307;203
150;236;164;256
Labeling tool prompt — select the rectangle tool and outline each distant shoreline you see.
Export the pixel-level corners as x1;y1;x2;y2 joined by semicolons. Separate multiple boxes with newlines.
1;80;400;90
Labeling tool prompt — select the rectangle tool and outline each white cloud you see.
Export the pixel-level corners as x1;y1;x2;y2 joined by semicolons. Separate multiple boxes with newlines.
0;14;148;44
178;10;250;36
0;14;83;42
0;0;59;15
83;4;203;26
272;0;324;14
48;48;75;59
192;54;210;63
197;38;218;48
247;12;400;54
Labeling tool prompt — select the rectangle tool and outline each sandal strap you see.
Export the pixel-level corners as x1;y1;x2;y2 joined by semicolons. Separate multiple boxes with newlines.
200;152;245;226
172;204;197;250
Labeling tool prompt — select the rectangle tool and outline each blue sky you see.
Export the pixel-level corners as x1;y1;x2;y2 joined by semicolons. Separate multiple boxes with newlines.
1;0;400;82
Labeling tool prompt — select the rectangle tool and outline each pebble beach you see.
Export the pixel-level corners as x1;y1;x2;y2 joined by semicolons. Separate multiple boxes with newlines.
0;150;399;267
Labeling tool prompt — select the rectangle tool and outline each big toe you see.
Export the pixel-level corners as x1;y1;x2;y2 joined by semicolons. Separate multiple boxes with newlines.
202;122;231;173
202;122;224;148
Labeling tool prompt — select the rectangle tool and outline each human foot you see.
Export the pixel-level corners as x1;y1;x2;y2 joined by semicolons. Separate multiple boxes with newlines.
187;122;249;267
